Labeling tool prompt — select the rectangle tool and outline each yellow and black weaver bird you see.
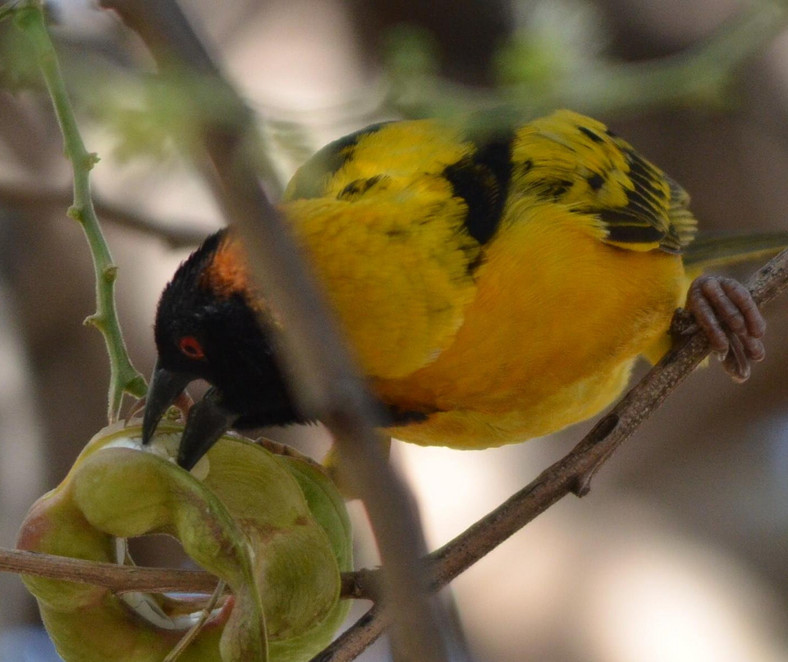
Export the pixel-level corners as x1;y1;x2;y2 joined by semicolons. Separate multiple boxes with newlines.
143;110;777;470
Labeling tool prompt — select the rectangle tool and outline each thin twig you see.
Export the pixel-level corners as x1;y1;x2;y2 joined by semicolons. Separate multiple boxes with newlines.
0;181;209;248
15;1;147;420
0;545;376;602
310;605;387;662
0;547;219;594
94;2;463;660
163;580;227;662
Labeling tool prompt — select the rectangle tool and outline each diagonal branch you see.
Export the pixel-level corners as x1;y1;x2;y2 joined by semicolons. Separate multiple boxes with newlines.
95;2;464;660
315;247;788;660
3;249;784;660
2;250;784;659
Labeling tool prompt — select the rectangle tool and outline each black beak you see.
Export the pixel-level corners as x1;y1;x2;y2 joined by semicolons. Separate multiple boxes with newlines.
176;387;238;470
141;361;194;446
142;364;239;470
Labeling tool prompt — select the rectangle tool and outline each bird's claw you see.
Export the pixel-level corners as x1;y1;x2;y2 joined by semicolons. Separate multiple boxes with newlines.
675;275;766;382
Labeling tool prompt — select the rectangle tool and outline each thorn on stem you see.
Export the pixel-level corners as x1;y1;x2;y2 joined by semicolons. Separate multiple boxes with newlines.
85;152;100;169
84;313;104;330
67;205;84;223
125;397;147;422
103;264;118;283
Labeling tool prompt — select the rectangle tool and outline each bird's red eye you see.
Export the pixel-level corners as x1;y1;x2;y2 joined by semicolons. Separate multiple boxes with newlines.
178;336;205;359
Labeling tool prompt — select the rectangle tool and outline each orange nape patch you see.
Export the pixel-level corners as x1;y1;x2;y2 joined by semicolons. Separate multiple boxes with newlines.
199;234;282;327
199;234;260;302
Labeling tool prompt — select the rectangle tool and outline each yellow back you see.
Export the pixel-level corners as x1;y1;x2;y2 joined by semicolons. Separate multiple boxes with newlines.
276;110;696;446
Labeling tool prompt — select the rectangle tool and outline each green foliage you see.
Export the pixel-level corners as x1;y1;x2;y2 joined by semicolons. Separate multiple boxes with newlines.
494;0;608;90
382;0;788;120
383;23;440;81
98;71;243;164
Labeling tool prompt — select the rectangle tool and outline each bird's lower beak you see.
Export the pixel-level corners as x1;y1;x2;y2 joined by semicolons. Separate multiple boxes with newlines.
143;363;239;470
141;361;194;446
176;387;238;470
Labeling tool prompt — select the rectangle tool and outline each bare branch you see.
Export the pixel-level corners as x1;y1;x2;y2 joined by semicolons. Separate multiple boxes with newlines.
319;248;788;659
310;605;387;662
0;181;209;248
0;544;379;605
3;249;785;659
0;547;218;595
94;2;464;660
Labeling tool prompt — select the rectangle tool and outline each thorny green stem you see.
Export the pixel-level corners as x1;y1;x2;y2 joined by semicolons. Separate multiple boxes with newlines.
15;1;146;421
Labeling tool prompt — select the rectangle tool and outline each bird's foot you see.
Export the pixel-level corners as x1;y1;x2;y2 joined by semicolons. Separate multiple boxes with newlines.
672;275;766;382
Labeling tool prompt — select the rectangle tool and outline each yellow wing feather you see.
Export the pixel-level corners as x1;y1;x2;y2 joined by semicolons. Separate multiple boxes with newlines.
512;110;696;252
283;120;483;380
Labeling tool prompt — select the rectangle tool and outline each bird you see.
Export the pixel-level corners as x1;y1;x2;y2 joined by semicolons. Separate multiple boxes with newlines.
142;109;778;470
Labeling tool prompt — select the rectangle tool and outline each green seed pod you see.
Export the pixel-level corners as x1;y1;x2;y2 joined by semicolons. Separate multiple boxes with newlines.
17;422;352;662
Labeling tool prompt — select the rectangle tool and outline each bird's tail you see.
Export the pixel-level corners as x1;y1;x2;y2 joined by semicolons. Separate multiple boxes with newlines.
683;231;788;271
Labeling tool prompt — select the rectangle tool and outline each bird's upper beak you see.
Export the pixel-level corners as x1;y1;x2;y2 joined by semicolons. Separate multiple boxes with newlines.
141;361;194;446
142;361;239;471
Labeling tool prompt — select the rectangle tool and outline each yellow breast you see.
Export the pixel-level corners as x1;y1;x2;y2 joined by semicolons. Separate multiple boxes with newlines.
375;200;688;448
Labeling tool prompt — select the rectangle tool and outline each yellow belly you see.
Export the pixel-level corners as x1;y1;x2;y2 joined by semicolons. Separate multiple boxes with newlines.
375;205;687;448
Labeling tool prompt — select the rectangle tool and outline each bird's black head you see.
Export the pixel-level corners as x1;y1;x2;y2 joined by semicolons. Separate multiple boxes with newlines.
142;229;303;469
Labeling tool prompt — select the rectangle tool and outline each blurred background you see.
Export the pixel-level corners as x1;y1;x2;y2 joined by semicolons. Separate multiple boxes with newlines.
1;0;788;660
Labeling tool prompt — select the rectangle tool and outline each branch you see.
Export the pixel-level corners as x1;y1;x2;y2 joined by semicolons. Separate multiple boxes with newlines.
15;2;147;421
0;546;379;606
0;181;209;249
316;247;788;660
95;2;464;660
3;250;784;659
0;547;219;595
